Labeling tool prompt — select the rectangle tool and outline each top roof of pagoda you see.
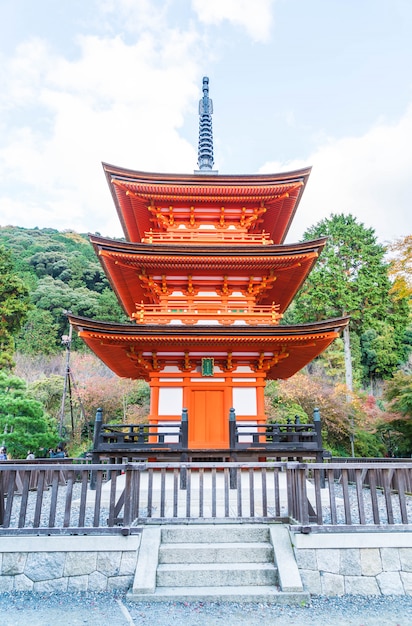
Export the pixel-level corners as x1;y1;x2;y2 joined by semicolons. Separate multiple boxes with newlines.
103;162;311;244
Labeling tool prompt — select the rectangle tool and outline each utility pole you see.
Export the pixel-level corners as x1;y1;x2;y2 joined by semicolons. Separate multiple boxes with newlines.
59;322;73;438
343;321;355;457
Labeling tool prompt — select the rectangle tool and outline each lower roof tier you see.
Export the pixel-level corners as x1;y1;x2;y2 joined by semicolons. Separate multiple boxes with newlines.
68;314;349;381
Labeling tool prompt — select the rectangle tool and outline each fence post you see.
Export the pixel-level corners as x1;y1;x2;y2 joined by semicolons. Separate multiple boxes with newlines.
286;462;297;520
0;474;4;526
313;407;325;487
229;407;236;448
90;407;103;490
181;408;188;448
229;408;237;488
180;408;189;488
296;463;310;526
313;407;322;449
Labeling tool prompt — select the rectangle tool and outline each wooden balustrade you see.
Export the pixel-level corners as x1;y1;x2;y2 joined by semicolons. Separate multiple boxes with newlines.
142;230;273;244
1;461;412;534
287;462;412;531
330;458;412;493
132;301;282;325
91;411;324;462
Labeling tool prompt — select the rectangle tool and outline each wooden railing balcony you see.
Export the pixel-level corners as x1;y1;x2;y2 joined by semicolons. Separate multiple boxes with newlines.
91;408;325;464
142;229;273;245
132;301;282;325
91;408;189;465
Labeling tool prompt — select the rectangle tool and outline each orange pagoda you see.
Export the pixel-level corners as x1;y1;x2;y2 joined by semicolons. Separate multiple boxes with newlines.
69;77;348;452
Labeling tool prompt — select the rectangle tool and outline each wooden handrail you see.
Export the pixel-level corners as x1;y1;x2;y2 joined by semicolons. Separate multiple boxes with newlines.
132;302;282;325
142;230;273;244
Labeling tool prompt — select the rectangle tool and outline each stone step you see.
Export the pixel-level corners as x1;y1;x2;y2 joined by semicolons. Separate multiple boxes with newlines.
161;524;270;544
156;562;278;587
127;585;310;604
159;541;274;564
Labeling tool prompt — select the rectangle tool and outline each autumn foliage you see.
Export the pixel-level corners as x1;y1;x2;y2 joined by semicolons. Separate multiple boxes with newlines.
266;372;390;456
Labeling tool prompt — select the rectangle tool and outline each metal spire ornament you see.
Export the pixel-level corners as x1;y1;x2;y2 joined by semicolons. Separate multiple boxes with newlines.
196;76;218;174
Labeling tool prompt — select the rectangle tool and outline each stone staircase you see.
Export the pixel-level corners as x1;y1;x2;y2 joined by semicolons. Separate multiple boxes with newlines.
127;523;309;603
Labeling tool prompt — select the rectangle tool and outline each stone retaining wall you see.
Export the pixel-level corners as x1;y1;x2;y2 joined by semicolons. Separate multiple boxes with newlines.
290;530;412;596
0;535;140;593
1;529;412;596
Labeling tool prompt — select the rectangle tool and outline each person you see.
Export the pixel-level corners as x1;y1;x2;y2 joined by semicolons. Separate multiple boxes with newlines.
49;446;65;458
26;451;35;460
0;446;8;460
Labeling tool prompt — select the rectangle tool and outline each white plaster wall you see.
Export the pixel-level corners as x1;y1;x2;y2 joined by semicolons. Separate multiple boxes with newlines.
158;387;182;415
232;387;257;415
158;422;180;443
237;421;258;443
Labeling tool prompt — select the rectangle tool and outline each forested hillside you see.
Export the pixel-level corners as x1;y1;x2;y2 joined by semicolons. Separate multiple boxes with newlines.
0;225;126;353
1;221;411;459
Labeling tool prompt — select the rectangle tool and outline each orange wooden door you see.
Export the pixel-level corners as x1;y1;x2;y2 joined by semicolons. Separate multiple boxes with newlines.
189;389;227;449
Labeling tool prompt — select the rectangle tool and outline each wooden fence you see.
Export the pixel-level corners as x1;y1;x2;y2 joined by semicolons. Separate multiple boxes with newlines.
1;461;412;535
92;408;326;462
330;458;412;493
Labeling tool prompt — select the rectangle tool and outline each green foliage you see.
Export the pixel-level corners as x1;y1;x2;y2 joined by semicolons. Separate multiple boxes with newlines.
0;226;127;354
16;309;60;355
0;245;31;369
360;323;404;383
290;214;411;386
124;380;151;408
265;372;391;457
387;235;412;299
384;371;412;417
28;375;65;419
264;380;309;423
351;429;385;458
0;371;59;458
376;423;410;458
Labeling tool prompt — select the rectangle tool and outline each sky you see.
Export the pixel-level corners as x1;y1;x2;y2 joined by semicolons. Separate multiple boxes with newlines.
0;0;411;245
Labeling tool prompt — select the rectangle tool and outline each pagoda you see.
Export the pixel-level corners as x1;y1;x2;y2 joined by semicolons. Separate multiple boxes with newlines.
69;77;348;451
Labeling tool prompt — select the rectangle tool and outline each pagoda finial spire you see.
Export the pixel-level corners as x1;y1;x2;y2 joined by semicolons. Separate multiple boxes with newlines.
196;76;217;173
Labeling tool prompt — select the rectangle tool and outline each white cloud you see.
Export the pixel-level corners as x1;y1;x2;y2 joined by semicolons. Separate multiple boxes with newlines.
99;0;172;35
192;0;275;42
260;105;412;245
0;26;205;237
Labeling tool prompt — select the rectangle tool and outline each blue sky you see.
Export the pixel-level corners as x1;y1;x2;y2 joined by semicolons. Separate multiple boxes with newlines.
0;0;411;244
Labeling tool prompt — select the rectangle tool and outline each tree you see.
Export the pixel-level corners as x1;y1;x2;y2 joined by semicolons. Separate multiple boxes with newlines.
387;235;412;299
265;373;387;456
30;277;124;350
0;226;127;352
382;371;412;456
291;214;411;386
0;246;31;369
16;309;60;355
0;372;59;458
28;375;65;418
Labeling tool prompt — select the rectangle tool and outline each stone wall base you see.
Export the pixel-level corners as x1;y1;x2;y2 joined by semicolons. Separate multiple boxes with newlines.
1;529;412;597
290;530;412;596
0;535;140;593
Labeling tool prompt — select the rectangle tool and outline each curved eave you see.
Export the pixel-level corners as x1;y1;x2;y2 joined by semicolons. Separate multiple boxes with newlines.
90;235;327;317
68;314;349;381
102;163;311;244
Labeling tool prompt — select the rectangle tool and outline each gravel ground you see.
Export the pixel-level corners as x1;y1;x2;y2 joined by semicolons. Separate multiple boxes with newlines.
0;592;411;626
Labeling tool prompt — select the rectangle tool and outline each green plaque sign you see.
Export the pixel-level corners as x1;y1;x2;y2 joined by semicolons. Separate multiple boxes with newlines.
201;357;214;377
